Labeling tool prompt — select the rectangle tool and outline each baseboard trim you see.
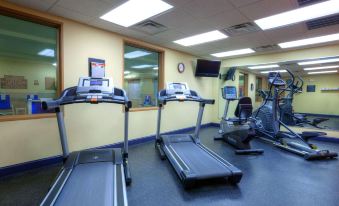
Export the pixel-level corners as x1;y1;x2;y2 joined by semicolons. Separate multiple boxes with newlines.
0;123;215;177
298;113;339;118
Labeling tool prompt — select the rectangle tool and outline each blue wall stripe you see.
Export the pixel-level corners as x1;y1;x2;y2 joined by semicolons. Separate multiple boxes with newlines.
0;123;214;177
298;113;339;118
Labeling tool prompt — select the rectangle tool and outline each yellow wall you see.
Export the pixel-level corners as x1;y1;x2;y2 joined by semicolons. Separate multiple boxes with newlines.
293;74;339;115
0;2;215;167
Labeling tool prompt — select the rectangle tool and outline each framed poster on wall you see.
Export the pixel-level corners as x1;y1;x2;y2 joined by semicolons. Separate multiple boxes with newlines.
89;58;105;78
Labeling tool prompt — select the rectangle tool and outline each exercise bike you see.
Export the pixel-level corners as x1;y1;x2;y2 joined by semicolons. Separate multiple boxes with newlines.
215;86;264;155
251;69;337;160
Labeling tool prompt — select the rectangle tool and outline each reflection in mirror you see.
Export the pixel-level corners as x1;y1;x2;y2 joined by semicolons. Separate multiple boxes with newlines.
123;44;160;109
223;56;339;131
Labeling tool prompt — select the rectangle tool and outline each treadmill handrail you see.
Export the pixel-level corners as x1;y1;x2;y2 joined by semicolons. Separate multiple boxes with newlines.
158;90;214;105
42;86;131;110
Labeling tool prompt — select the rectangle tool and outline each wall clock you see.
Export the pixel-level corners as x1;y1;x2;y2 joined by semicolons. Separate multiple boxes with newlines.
178;63;185;73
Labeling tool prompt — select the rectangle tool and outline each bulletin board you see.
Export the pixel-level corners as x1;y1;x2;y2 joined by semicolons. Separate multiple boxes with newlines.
45;77;56;90
0;75;27;89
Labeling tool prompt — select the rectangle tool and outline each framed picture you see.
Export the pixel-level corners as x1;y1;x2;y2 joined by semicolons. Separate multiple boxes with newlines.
89;58;105;78
307;85;316;92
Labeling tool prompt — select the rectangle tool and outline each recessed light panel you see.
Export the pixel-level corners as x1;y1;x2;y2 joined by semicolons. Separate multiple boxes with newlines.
124;51;151;59
174;31;228;46
303;65;339;71
255;0;339;30
132;64;157;69
100;0;173;27
298;57;339;65
260;70;287;74
308;70;338;74
211;48;255;58
248;64;279;69
38;49;55;57
278;33;339;49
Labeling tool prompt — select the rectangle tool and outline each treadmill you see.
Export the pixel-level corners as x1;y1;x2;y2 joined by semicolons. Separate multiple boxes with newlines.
155;82;243;188
40;77;131;206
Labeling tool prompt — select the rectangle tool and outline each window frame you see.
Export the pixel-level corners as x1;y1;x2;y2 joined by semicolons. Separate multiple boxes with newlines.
122;40;164;112
255;76;263;102
0;6;63;122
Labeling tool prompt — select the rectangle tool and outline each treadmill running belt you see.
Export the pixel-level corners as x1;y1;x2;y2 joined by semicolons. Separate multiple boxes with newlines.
170;142;233;179
54;162;115;206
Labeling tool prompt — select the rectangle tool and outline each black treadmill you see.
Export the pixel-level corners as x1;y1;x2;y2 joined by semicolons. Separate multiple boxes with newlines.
40;77;131;206
155;82;242;188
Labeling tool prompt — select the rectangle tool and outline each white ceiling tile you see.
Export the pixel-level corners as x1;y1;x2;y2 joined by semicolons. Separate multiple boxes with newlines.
264;23;307;43
152;8;213;35
238;0;297;20
49;5;94;23
55;0;113;18
8;0;58;11
153;29;186;42
206;9;250;29
182;0;235;19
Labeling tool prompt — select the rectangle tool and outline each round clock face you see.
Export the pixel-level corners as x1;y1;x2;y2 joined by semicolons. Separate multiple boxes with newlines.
178;63;185;73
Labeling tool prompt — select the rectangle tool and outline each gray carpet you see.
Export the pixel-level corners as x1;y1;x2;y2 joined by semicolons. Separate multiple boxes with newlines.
1;127;339;206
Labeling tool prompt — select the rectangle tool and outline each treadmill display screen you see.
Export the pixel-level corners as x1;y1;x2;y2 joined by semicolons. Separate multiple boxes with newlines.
168;83;186;90
224;86;237;100
83;79;109;87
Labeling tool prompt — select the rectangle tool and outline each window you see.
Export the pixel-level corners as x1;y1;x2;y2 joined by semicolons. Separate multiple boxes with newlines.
0;10;61;120
255;76;263;102
123;43;163;110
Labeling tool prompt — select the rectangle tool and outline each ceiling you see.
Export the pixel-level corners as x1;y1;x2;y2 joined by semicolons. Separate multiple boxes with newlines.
5;0;339;60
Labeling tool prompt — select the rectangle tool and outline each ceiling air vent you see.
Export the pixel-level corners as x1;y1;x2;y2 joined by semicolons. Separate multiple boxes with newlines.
253;45;280;52
132;20;167;35
306;14;339;30
223;22;261;36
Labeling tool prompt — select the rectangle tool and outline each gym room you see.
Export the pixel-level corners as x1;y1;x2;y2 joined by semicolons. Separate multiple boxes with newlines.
0;0;338;205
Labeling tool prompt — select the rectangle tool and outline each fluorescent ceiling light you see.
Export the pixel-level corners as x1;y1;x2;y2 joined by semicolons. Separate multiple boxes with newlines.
100;0;173;27
255;0;339;30
131;64;156;69
52;63;57;66
211;48;255;58
124;51;151;59
173;30;228;46
248;64;279;69
298;58;339;65
124;71;131;74
303;65;339;71
38;49;55;57
278;33;339;49
308;70;338;75
153;67;159;70
260;70;287;74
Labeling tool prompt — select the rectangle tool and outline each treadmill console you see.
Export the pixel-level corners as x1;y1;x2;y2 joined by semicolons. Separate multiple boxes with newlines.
222;86;237;100
76;77;114;101
166;82;191;100
268;72;286;86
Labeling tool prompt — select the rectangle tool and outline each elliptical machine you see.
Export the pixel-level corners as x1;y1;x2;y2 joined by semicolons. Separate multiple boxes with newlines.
279;76;328;128
251;70;337;160
215;86;264;155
